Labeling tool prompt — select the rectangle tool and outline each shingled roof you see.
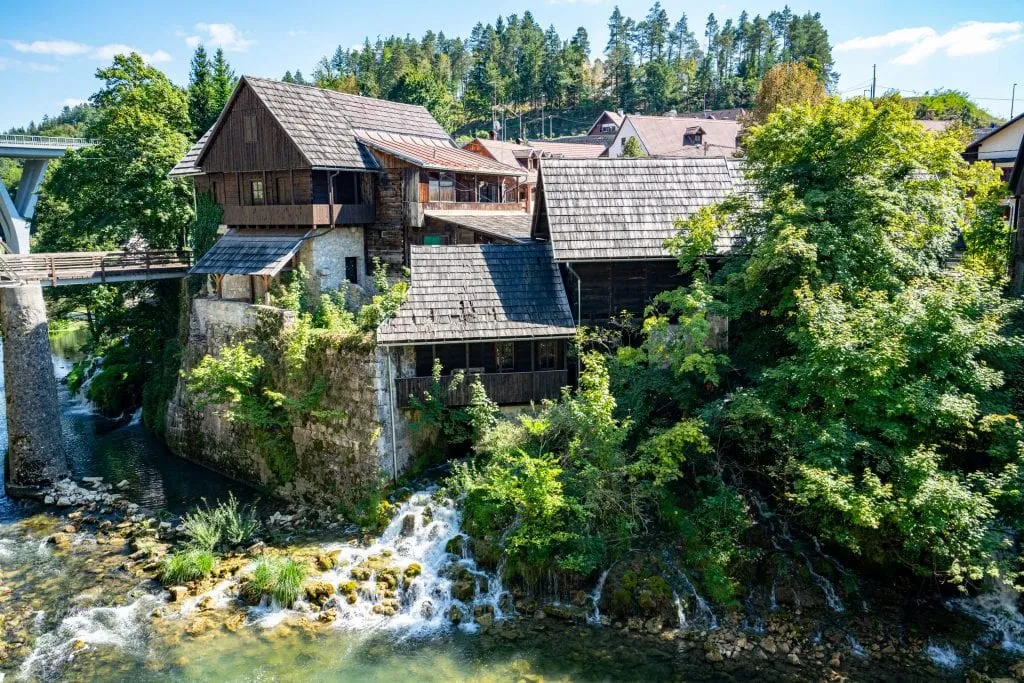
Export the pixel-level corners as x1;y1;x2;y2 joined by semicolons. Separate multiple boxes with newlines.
359;131;524;176
423;210;534;243
191;228;310;276
535;157;743;262
377;243;575;345
623;115;741;158
169;128;211;178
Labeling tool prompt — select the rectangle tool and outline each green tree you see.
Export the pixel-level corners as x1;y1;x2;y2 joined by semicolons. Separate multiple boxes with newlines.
750;61;825;122
620;135;646;157
211;48;237;115
660;98;1021;585
187;45;217;137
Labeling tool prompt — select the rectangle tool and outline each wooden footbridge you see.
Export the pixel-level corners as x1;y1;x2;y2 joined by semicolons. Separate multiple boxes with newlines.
0;249;192;287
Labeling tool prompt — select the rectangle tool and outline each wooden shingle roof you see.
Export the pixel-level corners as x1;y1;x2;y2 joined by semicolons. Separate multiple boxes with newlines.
359;131;525;176
377;243;575;345
190;228;310;276
423;210;533;243
536;157;743;262
169;128;211;177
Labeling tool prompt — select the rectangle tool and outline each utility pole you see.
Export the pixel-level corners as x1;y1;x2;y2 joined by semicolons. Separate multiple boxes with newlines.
870;64;877;101
1012;83;1018;118
549;115;554;138
540;99;545;139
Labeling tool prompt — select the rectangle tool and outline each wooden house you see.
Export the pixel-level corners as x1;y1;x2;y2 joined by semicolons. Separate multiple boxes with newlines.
1008;134;1024;294
531;157;743;328
170;76;526;302
965;113;1024;183
377;243;575;408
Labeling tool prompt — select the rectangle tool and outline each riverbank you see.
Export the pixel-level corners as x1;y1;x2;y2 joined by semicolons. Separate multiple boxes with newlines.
4;472;1024;682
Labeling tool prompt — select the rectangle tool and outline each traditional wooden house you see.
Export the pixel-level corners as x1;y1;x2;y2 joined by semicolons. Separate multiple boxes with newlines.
532;157;743;328
170;76;526;302
1008;135;1024;294
965;113;1024;182
606;115;742;159
377;243;575;408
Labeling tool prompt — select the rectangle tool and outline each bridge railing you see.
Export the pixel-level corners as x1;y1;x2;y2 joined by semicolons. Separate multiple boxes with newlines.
0;249;191;285
0;134;93;150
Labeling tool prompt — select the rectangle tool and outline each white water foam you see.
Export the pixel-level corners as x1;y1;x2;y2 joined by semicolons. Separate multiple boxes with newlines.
949;582;1024;653
587;567;612;624
18;595;163;680
924;640;961;669
803;555;845;613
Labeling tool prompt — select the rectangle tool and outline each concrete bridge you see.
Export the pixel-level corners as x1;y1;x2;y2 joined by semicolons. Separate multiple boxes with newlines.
0;135;192;496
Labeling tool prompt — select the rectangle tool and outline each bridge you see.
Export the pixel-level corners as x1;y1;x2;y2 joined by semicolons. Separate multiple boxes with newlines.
0;134;94;254
0;249;191;287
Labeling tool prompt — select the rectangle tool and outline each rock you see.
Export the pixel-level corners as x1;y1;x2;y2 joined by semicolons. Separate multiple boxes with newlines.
420;601;434;619
43;496;55;505
224;613;246;633
186;617;213;637
476;612;495;629
705;648;724;663
197;596;215;612
168;586;189;603
404;563;422;578
400;515;416;536
71;639;88;653
315;551;340;572
787;653;802;666
117;480;130;489
448;605;464;625
445;535;465;556
305;582;335;607
543;604;587;622
56;497;72;507
829;653;842;668
318;609;338;624
761;638;778;655
452;578;475;603
47;533;72;550
778;641;791;655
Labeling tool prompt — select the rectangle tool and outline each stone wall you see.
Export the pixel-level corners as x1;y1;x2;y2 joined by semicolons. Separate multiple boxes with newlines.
165;297;411;506
310;227;366;292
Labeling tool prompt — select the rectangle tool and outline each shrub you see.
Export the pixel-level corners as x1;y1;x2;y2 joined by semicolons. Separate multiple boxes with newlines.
160;548;216;584
180;494;260;552
242;555;309;607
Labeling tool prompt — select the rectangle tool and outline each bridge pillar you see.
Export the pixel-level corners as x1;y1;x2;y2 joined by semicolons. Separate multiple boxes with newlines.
14;159;48;220
1;283;67;494
0;180;31;254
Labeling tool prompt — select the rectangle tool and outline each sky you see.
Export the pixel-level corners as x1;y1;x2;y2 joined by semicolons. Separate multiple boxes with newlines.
1;0;1020;131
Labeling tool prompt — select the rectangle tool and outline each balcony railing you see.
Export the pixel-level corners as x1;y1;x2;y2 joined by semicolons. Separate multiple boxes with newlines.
422;200;526;212
221;203;374;226
395;370;568;408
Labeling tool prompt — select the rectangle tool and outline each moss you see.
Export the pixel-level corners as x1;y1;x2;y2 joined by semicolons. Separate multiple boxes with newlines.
339;581;358;596
404;563;422;578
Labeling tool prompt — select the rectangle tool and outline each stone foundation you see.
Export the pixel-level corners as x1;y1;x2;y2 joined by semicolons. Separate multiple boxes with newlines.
165;298;415;506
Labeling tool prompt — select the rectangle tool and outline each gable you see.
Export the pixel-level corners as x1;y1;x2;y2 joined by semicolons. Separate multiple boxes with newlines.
198;81;309;173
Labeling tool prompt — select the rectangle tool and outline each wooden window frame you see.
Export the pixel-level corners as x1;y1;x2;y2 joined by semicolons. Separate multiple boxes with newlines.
251;180;265;204
495;341;514;372
537;340;557;370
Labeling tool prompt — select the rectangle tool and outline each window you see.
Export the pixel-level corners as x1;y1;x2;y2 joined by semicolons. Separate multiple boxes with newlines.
251;180;265;204
495;342;514;372
683;133;703;146
600;123;618;134
345;257;358;284
537;340;557;370
427;171;455;202
243;114;258;143
423;234;443;246
478;179;499;203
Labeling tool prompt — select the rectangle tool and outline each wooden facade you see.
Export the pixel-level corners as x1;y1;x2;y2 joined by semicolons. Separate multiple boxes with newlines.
395;338;569;407
561;260;686;327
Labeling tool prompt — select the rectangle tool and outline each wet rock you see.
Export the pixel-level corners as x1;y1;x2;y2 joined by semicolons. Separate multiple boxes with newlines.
829;653;842;668
787;653;802;666
476;611;495;629
448;605;464;625
305;582;335;607
186;617;213;637
314;551;340;572
543;604;587;622
420;601;434;619
318;609;338;624
400;514;416;536
421;506;433;524
47;533;72;550
168;586;189;602
116;480;130;489
224;613;246;633
197;596;215;612
445;535;465;556
404;563;422;578
452;578;475;603
760;638;778;655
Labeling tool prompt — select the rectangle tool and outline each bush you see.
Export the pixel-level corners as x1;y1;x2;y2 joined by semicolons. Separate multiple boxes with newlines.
242;555;309;607
160;548;216;584
181;493;261;552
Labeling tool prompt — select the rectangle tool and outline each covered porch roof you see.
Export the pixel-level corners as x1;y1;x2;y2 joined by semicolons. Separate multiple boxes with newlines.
190;228;310;276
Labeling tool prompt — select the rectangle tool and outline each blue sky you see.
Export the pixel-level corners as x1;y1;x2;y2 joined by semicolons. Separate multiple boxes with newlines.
2;0;1020;131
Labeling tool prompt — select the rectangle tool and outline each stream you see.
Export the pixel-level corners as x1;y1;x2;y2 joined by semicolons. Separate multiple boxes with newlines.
3;333;1024;681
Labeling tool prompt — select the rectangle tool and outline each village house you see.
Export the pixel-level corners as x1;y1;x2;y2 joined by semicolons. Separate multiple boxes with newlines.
170;76;526;303
531;157;743;329
964;113;1024;182
1008;133;1024;294
377;242;575;409
605;114;743;159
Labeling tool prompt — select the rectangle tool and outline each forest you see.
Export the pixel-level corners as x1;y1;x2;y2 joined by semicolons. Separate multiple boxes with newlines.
295;4;835;134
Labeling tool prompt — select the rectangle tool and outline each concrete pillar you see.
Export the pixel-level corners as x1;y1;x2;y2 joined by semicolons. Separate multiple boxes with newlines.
14;159;49;220
1;283;67;493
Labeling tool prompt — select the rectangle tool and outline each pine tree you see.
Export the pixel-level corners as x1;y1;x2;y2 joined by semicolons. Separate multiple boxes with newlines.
187;45;215;138
211;48;237;117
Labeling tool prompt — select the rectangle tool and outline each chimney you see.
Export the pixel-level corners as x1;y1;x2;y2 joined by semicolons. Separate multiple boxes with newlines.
617;109;624;117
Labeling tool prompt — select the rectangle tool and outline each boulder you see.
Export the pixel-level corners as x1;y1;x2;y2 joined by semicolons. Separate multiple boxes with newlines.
305;582;335;607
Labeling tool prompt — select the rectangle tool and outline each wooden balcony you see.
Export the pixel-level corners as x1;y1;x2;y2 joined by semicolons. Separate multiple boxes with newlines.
220;203;374;226
395;370;568;408
422;201;526;212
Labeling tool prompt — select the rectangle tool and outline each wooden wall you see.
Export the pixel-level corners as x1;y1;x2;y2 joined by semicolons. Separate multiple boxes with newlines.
563;260;686;326
196;170;312;206
199;83;309;173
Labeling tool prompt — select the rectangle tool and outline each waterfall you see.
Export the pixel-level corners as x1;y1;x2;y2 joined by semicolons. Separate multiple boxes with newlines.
924;640;961;669
587;566;612;624
949;582;1024;653
660;554;717;631
802;555;844;613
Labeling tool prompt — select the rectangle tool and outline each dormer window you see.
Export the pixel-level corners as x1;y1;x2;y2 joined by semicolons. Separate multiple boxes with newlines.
683;126;705;146
600;123;618;134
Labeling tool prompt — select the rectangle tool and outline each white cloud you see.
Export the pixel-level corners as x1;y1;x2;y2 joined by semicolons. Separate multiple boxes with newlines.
184;23;252;52
7;39;171;64
0;55;60;73
836;21;1024;65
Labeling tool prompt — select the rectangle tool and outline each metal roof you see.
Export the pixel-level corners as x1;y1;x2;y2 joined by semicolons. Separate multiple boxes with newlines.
535;157;744;262
423;210;534;243
190;228;310;276
377;243;575;345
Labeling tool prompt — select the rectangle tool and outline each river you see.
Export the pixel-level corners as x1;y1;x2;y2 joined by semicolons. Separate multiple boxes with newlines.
1;334;1023;681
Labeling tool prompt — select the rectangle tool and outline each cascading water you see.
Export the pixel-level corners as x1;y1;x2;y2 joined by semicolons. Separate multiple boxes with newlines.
587;567;612;624
949;582;1024;653
924;640;961;669
660;555;717;631
802;555;845;613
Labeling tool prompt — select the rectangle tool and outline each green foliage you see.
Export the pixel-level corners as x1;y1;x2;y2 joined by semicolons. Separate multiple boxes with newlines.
268;264;314;313
907;89;1002;127
620;136;646;158
243;555;309;607
357;258;409;331
651;96;1024;586
180;493;261;553
191;193;222;260
160;548;216;585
